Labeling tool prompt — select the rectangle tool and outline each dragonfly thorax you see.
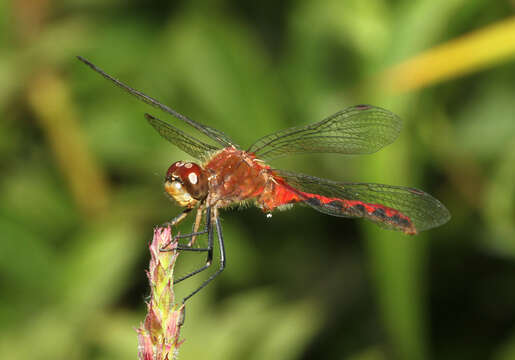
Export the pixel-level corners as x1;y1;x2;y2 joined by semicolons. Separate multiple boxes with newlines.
164;161;208;208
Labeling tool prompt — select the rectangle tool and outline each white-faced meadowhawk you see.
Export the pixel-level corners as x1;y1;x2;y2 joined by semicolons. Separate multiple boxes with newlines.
78;56;450;303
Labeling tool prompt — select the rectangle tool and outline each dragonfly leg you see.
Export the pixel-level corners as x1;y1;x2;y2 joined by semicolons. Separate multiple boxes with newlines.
188;206;205;247
161;206;207;251
182;207;225;303
173;205;206;245
175;234;213;284
173;207;214;285
163;208;192;227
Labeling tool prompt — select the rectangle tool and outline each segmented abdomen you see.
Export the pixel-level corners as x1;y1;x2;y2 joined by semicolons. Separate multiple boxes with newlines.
303;195;416;234
259;178;417;235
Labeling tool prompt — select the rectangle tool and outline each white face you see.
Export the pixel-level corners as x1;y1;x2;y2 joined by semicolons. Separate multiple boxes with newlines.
165;179;197;208
164;161;208;208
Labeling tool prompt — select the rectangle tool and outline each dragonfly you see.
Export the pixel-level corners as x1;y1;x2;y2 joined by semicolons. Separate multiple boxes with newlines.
78;56;450;303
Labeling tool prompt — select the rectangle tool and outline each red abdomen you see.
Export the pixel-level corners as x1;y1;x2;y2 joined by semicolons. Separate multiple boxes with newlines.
260;176;417;234
204;148;417;234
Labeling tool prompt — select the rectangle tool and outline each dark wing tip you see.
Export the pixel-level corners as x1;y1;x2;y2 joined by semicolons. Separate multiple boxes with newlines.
145;113;163;130
77;56;105;75
77;56;93;67
354;104;373;110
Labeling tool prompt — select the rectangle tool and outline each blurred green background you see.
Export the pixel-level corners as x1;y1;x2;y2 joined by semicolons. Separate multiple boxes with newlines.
2;1;515;359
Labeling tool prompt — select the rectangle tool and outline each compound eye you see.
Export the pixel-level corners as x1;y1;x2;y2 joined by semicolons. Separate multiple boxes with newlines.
179;162;208;200
186;171;199;186
164;161;208;201
166;161;185;180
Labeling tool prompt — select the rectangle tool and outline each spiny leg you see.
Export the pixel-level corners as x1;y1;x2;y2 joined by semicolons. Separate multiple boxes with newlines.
159;206;211;252
182;207;225;303
175;207;213;284
188;205;205;247
173;205;207;248
159;207;194;251
163;207;192;228
165;207;213;284
161;206;209;252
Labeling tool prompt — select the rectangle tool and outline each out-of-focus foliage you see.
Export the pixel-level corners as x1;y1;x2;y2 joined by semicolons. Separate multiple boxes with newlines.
1;1;514;359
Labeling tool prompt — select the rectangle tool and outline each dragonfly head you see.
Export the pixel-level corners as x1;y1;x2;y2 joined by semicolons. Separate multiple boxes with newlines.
164;161;208;208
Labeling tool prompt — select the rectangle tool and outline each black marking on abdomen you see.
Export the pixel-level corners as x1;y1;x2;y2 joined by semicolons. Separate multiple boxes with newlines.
353;204;365;212
327;200;343;210
391;214;411;227
372;208;386;220
306;197;322;207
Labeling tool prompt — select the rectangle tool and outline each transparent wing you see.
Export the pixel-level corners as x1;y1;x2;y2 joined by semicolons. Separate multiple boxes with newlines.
77;56;238;149
277;170;451;233
145;113;219;160
249;105;402;160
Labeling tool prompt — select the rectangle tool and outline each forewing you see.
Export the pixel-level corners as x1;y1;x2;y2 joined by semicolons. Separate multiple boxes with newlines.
77;56;238;149
277;170;451;233
145;114;219;160
249;105;401;160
